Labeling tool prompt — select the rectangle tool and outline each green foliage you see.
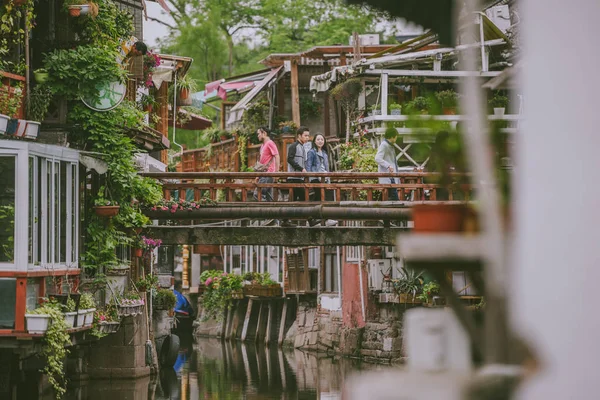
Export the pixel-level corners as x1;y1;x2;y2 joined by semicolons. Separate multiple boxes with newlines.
77;0;133;45
392;267;424;297
241;271;275;285
300;97;321;121
338;138;376;171
43;44;127;99
0;204;14;261
65;297;77;312
79;292;96;309
200;271;243;321
114;203;150;229
436;89;459;108
136;274;159;292
27;85;53;121
82;217;131;272
154;289;177;310
0;82;22;117
405;96;433;113
418;281;440;303
240;100;268;136
177;74;198;92
30;301;71;398
489;91;509;109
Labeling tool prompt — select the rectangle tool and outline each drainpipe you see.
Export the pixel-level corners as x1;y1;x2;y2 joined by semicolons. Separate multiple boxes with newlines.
336;246;342;307
358;246;366;323
172;73;183;159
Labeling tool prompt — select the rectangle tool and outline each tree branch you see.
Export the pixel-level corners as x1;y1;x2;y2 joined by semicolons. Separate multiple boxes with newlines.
230;25;261;35
147;16;176;30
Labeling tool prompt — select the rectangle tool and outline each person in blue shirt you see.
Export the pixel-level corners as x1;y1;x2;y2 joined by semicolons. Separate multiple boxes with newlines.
306;133;338;226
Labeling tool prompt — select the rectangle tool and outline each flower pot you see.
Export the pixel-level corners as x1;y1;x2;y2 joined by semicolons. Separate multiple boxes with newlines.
64;312;77;329
442;107;456;115
68;5;82;17
94;205;120;217
134;227;143;235
84;308;96;327
493;107;505;117
79;4;90;15
99;321;120;334
133;248;143;258
5;119;18;135
34;71;48;84
26;314;51;334
145;104;153;113
179;88;190;100
0;114;9;134
412;204;469;233
24;121;40;139
390;109;402;115
15;119;27;137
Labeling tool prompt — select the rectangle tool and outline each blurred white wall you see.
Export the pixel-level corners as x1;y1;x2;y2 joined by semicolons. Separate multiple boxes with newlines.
515;1;600;399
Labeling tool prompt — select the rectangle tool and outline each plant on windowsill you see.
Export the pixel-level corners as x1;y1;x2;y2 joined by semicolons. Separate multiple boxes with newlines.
78;292;96;327
367;104;381;117
139;92;158;113
91;306;120;336
115;291;145;317
146;197;217;213
63;0;89;17
405;96;432;115
489;91;509;117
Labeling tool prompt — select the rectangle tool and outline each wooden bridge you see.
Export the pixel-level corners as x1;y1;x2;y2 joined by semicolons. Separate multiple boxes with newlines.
140;171;472;246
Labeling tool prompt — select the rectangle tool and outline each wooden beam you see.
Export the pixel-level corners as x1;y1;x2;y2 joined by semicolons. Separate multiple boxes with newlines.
145;226;405;246
15;278;26;332
290;59;300;126
157;82;170;165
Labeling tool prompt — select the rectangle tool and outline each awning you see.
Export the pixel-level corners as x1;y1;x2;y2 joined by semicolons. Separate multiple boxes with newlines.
309;66;349;93
135;153;167;172
226;66;284;127
79;154;108;174
127;126;170;151
168;109;213;130
205;69;272;101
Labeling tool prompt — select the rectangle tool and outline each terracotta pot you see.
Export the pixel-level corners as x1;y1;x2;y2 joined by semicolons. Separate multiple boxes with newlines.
134;227;143;235
145;104;153;113
94;205;120;217
412;204;469;233
68;6;81;17
179;88;190;100
442;107;456;115
133;248;143;258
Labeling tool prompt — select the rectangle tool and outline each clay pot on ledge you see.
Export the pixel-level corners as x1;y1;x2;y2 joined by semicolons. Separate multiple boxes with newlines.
94;205;120;217
133;248;143;258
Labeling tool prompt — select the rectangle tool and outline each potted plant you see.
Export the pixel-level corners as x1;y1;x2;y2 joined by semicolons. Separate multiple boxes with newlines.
202;127;222;144
368;104;381;116
331;78;363;142
25;301;63;334
154;289;177;311
33;68;49;83
94;186;120;217
436;89;459;115
278;120;298;134
392;267;424;303
177;74;197;106
135;274;159;292
389;103;402;116
219;130;232;142
418;281;440;305
64;0;87;16
25;85;53;139
94;307;120;334
63;297;78;328
414;129;472;232
407;96;431;114
140;93;158;113
0;84;23;134
489;91;509;116
116;292;145;317
78;292;96;327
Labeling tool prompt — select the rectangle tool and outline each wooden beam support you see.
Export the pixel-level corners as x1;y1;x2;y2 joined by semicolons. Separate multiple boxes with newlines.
290;59;300;127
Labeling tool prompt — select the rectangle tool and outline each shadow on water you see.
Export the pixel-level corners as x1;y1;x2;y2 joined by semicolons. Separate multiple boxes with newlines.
66;338;382;399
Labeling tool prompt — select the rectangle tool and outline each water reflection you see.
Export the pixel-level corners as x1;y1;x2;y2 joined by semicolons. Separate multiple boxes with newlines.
67;338;382;400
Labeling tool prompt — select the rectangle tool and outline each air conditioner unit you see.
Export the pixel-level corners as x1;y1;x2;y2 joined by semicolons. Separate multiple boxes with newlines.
367;259;391;291
349;34;380;46
485;5;511;33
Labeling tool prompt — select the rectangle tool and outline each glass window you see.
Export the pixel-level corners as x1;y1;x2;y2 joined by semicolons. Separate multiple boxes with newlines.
0;156;16;263
28;157;33;264
60;161;67;263
71;164;77;264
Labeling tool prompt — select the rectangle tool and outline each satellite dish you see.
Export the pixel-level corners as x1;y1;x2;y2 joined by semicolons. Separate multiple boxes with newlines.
81;81;126;112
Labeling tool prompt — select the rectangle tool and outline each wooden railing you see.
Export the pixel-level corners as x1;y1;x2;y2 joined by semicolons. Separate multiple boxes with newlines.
142;171;472;203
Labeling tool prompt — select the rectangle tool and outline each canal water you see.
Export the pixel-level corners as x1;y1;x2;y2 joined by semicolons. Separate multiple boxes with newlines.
67;338;391;399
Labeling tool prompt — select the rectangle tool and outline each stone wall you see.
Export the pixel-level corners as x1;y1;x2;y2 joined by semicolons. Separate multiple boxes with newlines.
88;313;151;379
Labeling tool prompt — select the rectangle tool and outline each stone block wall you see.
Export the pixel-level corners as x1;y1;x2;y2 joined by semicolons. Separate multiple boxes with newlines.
88;313;151;379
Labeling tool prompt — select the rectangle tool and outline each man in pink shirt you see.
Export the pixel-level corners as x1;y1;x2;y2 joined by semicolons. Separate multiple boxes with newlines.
254;126;280;201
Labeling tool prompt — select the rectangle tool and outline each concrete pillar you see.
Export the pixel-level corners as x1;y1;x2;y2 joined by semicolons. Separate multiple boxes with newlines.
278;299;288;346
265;301;275;345
241;298;259;342
256;301;269;344
515;2;600;400
224;300;236;340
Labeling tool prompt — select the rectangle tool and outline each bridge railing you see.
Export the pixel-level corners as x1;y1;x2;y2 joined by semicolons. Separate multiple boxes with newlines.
140;172;472;203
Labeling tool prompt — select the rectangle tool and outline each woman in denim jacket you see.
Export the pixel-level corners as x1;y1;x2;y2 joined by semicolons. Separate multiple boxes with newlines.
307;134;338;226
